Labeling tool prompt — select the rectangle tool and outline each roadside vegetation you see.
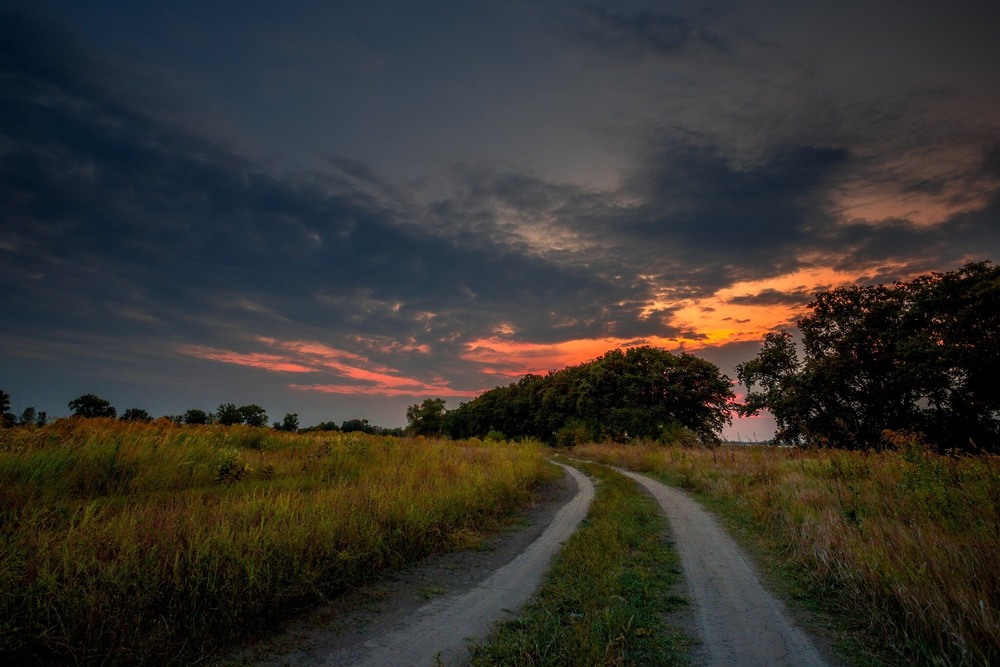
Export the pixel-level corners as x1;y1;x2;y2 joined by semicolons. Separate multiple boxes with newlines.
0;419;557;665
470;460;690;666
573;440;1000;666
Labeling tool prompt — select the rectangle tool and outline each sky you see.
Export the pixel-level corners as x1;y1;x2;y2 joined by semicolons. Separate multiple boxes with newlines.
2;0;998;439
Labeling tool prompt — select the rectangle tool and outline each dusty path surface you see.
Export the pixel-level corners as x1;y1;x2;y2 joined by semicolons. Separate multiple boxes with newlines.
615;468;830;667
233;462;594;667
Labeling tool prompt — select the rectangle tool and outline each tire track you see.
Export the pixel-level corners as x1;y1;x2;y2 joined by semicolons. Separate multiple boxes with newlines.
322;462;595;666
614;468;829;667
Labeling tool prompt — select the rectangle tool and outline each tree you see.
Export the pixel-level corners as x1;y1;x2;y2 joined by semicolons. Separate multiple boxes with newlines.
35;411;48;427
274;413;299;432
737;262;1000;451
341;418;376;434
183;409;210;425
120;408;153;423
1;390;15;427
406;398;447;436
443;346;735;444
300;420;340;432
69;393;117;419
216;403;241;426
734;332;810;444
17;406;36;427
238;404;268;428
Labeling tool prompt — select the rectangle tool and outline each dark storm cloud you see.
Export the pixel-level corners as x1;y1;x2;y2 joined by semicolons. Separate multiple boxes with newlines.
823;196;1000;276
0;8;651;387
564;4;729;59
726;289;816;307
585;133;851;295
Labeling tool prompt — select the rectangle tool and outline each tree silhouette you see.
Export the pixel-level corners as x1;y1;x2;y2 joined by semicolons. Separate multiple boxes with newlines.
69;394;117;419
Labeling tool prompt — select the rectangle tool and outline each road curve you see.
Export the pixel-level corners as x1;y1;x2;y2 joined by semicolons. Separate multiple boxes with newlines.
615;468;829;667
330;462;595;667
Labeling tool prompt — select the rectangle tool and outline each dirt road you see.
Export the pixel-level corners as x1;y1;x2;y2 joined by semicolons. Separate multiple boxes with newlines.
616;468;831;667
239;462;594;667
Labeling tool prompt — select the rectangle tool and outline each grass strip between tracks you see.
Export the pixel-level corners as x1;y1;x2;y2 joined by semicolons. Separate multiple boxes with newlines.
470;458;691;666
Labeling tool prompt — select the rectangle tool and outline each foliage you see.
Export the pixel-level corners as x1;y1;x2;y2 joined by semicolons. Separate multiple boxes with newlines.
237;404;268;428
341;418;376;434
575;442;1000;666
273;413;299;432
405;398;447;436
445;346;734;444
68;393;117;419
299;420;340;432
182;408;210;425
215;402;241;426
471;461;690;666
0;420;555;664
213;403;269;427
737;262;1000;451
121;408;153;423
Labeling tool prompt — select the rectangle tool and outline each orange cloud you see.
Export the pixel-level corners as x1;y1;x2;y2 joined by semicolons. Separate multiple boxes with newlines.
179;337;475;398
462;264;930;378
462;335;692;377
178;345;317;373
653;264;922;348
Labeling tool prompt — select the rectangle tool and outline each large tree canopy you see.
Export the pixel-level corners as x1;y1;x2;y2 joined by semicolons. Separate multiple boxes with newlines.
444;346;734;444
737;262;1000;451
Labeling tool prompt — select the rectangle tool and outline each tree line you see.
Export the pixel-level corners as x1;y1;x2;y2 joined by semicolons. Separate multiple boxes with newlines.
0;391;403;436
6;263;995;452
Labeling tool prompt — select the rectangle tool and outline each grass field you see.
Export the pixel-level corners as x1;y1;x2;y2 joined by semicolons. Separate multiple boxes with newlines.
0;419;557;665
574;439;1000;666
470;459;690;666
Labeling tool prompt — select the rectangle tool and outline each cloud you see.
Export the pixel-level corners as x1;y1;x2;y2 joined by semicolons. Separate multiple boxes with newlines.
181;337;478;398
563;5;730;60
726;288;816;307
177;345;317;374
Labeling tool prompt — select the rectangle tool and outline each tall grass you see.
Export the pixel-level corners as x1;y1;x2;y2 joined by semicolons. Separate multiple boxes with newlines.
0;419;556;664
574;440;1000;666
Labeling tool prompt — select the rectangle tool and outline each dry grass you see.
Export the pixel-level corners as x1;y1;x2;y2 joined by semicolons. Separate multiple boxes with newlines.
574;439;1000;666
0;419;556;664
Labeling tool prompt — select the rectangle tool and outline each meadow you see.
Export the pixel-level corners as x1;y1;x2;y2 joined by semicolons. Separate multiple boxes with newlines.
574;438;1000;666
0;419;556;664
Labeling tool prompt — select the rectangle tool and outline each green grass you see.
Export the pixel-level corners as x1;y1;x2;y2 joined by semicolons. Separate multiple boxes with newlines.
469;459;691;666
0;419;557;665
574;440;1000;666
